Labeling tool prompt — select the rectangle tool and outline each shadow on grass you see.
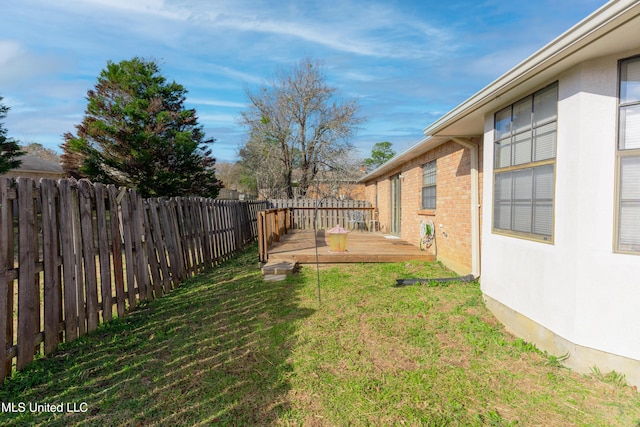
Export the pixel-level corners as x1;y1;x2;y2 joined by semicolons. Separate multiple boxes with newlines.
0;245;314;426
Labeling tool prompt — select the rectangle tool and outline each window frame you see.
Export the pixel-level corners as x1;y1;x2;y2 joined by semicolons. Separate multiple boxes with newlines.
614;55;640;254
421;160;437;210
492;82;558;243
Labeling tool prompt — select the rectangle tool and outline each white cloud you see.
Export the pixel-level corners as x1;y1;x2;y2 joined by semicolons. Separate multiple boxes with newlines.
466;43;542;80
13;1;458;64
341;71;380;83
196;113;238;124
204;64;264;85
187;98;247;108
58;0;188;21
0;40;64;86
0;96;26;110
184;1;456;60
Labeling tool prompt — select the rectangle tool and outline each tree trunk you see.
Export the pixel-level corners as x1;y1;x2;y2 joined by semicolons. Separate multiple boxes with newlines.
285;169;294;199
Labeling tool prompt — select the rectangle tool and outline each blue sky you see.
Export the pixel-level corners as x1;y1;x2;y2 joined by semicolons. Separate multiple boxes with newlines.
1;0;607;163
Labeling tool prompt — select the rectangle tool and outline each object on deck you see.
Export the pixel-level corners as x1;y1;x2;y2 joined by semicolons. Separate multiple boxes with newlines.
347;210;367;231
327;224;350;252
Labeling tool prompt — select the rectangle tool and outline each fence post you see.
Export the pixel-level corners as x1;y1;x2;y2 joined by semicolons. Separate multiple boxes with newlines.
258;211;265;263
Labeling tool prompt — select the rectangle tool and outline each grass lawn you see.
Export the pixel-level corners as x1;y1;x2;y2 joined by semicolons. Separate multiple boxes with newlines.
1;245;639;426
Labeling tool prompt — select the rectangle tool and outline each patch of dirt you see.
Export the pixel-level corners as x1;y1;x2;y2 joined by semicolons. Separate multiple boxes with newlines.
435;331;472;369
282;389;329;427
357;314;418;373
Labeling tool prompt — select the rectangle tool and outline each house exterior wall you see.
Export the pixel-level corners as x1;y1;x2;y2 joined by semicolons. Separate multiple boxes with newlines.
367;172;393;233
364;139;483;275
481;50;640;386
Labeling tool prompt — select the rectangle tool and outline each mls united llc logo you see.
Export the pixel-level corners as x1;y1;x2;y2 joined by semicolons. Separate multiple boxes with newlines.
1;402;88;413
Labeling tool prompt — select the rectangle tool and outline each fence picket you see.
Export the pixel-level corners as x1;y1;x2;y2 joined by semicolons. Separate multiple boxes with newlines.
58;180;78;341
217;201;227;261
193;199;205;271
147;199;171;295
94;183;113;322
70;183;86;337
107;186;126;317
159;199;180;284
130;190;151;301
78;180;99;333
4;182;15;376
0;178;10;377
142;200;162;299
201;200;213;268
119;191;137;309
41;179;61;354
192;199;204;271
16;178;37;369
173;199;189;276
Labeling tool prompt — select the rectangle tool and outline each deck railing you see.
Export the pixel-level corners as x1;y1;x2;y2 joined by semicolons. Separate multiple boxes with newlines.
257;208;293;263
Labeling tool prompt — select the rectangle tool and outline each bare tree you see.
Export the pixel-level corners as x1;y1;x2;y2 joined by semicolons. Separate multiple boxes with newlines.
240;58;364;198
216;161;256;195
312;153;366;200
238;132;289;199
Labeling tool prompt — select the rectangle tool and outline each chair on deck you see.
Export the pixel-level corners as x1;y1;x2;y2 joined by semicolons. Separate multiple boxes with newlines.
368;209;379;233
348;210;367;231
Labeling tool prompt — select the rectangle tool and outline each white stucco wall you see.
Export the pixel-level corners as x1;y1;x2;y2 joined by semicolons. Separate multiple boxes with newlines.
481;52;640;368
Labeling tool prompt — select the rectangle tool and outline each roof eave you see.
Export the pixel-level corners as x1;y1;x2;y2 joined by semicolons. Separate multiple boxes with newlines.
359;135;451;182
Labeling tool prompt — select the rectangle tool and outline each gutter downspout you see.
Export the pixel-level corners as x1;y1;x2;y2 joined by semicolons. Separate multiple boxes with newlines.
451;137;481;279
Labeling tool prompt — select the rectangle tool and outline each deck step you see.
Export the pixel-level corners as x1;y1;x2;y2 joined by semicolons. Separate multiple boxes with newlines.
262;259;299;281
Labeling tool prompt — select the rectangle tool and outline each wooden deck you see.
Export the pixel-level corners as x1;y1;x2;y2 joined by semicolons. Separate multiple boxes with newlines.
267;230;435;263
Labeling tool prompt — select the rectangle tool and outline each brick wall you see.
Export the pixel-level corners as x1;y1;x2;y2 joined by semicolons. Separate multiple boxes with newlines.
364;138;483;275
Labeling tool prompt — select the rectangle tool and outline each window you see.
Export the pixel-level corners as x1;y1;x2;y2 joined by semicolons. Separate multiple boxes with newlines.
422;160;436;209
616;57;640;253
493;82;558;241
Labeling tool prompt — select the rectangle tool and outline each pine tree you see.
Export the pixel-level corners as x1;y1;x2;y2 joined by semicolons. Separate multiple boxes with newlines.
62;57;220;198
0;96;24;174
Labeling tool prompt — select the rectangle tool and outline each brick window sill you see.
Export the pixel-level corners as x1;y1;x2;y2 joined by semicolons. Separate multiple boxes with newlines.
418;209;435;216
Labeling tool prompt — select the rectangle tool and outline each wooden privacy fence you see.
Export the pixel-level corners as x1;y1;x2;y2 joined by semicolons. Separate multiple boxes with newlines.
268;199;372;230
258;199;374;263
0;177;268;383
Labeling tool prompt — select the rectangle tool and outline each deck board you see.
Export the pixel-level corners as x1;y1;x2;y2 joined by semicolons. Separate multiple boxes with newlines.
267;230;435;263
